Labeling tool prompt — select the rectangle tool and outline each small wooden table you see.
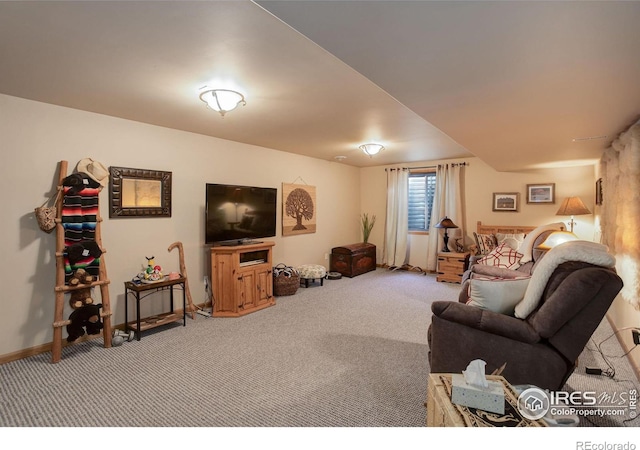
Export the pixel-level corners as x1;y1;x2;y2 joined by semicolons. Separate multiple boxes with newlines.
426;373;547;427
436;252;470;283
124;277;186;340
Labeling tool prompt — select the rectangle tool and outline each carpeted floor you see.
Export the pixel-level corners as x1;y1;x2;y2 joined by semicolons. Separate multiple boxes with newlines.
0;268;638;429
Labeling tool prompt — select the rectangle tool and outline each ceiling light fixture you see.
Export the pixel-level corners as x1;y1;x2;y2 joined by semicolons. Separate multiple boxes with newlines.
199;88;246;117
359;143;384;157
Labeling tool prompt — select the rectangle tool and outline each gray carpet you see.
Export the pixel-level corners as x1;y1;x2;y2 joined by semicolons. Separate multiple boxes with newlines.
0;268;638;428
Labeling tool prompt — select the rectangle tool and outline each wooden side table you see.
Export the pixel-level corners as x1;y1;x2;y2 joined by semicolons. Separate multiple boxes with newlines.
124;277;186;340
426;373;547;427
436;251;470;283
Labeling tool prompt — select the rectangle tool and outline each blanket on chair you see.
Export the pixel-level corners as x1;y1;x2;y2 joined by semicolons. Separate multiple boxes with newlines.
514;240;616;318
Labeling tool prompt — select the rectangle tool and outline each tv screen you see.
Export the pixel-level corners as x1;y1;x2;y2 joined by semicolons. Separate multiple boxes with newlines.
205;183;277;245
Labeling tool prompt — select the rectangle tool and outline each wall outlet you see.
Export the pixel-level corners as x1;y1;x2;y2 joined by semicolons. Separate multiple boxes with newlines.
324;253;329;260
632;329;640;346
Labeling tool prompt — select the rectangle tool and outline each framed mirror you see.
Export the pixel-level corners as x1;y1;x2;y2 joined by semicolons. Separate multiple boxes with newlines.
109;166;172;218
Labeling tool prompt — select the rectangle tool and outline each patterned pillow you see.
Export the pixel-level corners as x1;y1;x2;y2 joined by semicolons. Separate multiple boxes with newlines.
473;233;498;255
496;233;525;251
476;243;523;269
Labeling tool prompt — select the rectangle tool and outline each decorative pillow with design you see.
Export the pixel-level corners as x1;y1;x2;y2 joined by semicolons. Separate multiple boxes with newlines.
496;233;525;251
476;243;524;269
467;275;531;315
473;232;498;255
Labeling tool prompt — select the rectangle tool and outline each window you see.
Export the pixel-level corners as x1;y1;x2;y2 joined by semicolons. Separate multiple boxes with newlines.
408;170;436;232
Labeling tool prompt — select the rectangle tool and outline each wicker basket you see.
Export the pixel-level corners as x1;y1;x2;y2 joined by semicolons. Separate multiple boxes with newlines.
273;263;300;296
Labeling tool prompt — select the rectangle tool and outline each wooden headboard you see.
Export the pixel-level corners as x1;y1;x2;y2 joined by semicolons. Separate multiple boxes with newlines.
475;221;538;236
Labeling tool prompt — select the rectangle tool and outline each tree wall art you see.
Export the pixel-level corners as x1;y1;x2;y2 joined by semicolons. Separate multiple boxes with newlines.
282;183;316;236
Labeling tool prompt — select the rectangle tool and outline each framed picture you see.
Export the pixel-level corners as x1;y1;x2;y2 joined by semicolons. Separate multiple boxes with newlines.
109;166;172;218
492;192;519;212
526;183;555;204
595;178;603;205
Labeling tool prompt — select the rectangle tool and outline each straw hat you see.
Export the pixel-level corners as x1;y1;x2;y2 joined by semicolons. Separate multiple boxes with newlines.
76;158;109;186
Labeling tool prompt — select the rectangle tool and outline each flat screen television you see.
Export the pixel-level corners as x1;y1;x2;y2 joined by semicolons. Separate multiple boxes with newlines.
205;183;277;245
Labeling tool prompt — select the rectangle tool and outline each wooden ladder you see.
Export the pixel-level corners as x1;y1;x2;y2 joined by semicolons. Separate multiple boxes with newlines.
51;160;112;363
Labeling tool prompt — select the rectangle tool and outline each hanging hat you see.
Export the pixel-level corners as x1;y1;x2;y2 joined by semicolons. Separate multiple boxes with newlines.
62;173;100;194
76;158;109;187
66;241;103;266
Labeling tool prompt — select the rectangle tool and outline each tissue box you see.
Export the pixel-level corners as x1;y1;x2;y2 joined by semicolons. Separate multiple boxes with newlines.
451;374;505;414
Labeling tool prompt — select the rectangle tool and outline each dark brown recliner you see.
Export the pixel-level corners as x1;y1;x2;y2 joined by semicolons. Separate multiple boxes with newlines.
428;261;623;390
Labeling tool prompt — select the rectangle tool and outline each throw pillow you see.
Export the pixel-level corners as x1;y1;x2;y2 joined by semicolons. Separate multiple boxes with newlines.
473;232;498;255
476;243;523;269
467;276;531;315
496;233;525;251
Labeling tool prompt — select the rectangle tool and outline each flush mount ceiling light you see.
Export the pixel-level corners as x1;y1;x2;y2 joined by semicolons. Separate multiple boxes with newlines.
359;143;384;157
199;88;246;117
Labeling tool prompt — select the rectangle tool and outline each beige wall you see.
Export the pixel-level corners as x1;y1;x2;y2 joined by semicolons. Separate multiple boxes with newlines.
1;94;361;357
3;92;636;376
360;157;597;269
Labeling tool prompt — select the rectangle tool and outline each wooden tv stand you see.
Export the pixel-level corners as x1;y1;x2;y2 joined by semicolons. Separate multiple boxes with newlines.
209;241;275;317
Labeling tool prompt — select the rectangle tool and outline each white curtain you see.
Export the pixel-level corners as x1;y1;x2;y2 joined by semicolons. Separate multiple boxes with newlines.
383;168;409;268
600;120;640;309
426;163;464;272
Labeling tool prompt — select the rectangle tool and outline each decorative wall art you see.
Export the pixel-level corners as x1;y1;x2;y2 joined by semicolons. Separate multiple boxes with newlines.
492;192;519;212
526;183;555;204
109;166;172;218
282;183;316;236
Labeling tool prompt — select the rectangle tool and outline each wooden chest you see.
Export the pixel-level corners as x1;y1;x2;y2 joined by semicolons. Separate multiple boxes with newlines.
330;243;376;278
436;252;470;283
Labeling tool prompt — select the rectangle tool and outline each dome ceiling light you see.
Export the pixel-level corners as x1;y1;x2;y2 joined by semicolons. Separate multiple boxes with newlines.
199;88;246;117
359;143;384;157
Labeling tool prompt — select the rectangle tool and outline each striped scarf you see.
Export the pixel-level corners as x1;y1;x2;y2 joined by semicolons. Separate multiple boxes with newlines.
61;174;102;283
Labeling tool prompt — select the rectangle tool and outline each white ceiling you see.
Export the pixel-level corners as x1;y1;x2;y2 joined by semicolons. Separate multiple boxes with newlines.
1;1;638;171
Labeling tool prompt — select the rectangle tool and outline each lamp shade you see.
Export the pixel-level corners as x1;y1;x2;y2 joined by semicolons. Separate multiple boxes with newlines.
556;196;591;232
231;188;244;203
434;216;458;229
536;231;579;250
556;197;591;216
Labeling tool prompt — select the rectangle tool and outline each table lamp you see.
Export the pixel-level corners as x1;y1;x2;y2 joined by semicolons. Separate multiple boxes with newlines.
556;196;591;232
434;216;458;252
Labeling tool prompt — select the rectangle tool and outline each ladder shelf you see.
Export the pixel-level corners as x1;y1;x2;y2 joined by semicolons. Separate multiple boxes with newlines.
51;160;112;363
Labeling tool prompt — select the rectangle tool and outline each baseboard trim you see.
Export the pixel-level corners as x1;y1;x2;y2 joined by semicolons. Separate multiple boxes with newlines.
0;303;206;366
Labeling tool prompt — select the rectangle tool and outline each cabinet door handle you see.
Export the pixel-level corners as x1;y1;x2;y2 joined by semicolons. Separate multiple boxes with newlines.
237;276;243;281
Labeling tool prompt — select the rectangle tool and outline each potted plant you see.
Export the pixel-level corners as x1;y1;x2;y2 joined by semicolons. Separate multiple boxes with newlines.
361;213;376;244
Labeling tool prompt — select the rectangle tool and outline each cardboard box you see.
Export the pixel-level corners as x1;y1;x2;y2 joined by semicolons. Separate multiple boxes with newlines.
450;374;505;414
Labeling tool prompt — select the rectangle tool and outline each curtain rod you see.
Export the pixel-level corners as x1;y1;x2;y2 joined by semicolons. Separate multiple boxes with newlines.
384;162;468;171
